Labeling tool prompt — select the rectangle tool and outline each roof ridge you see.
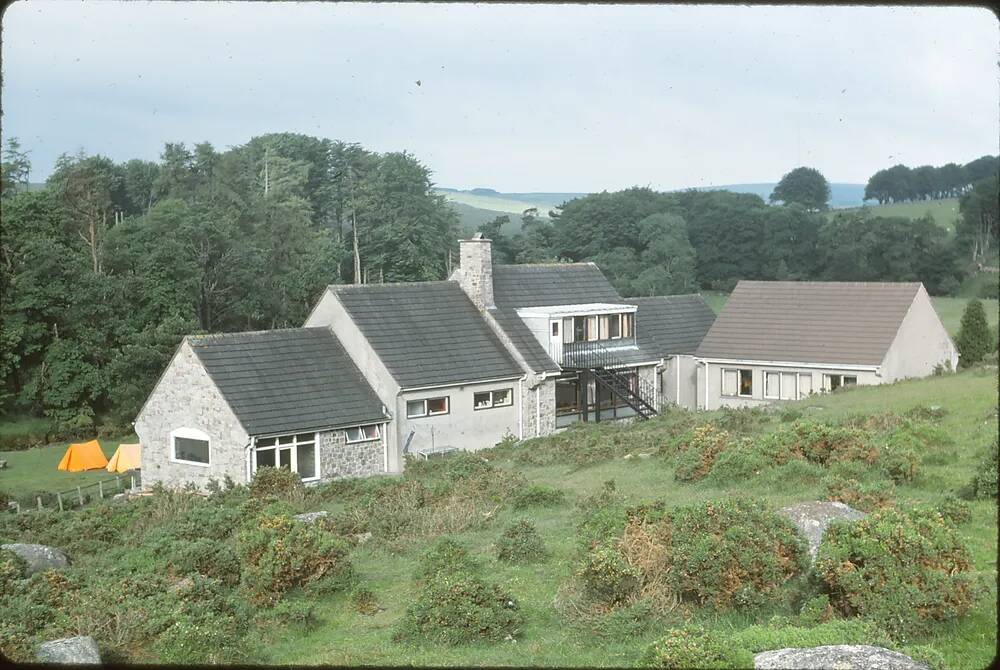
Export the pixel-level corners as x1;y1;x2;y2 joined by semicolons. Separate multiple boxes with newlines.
328;280;458;291
495;262;595;269
188;327;326;342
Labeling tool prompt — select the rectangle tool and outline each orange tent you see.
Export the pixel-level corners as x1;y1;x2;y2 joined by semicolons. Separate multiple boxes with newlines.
106;443;141;473
57;440;108;472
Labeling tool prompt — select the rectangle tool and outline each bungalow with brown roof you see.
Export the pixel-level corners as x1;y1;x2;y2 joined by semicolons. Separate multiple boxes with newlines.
693;280;959;410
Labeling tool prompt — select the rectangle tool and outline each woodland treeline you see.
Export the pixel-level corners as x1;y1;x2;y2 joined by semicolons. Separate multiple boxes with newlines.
1;134;997;428
864;155;998;204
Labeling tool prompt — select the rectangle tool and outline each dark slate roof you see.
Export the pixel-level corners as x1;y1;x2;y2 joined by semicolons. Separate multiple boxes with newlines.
489;263;624;373
633;295;717;356
695;281;922;365
189;328;386;437
331;281;522;388
492;263;626;308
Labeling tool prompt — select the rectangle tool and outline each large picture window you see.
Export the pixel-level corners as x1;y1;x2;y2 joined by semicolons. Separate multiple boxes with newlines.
565;312;634;344
823;374;858;392
254;432;318;481
171;428;210;466
474;388;513;410
406;396;450;418
722;368;753;397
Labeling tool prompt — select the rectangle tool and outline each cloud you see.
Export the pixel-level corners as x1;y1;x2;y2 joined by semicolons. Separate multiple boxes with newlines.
2;2;996;191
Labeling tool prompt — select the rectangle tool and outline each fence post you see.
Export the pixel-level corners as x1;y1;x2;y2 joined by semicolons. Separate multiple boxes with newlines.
98;481;104;499
57;492;64;512
77;486;84;506
36;496;42;511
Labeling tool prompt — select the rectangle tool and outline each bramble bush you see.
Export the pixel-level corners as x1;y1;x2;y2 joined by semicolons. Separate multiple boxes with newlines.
495;520;548;563
815;507;976;640
395;573;523;645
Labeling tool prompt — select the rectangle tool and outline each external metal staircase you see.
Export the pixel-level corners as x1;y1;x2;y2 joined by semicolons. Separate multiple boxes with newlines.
562;342;658;421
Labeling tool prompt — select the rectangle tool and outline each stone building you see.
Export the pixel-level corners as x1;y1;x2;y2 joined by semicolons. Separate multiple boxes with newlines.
135;234;716;488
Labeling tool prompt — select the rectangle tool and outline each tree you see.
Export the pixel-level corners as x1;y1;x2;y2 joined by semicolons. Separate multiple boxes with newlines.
957;177;999;263
47;152;121;274
0;137;31;198
769;167;831;211
632;213;697;295
955;299;991;366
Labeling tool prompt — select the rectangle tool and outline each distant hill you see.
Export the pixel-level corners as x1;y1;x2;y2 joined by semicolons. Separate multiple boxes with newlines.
436;182;871;219
828;197;961;234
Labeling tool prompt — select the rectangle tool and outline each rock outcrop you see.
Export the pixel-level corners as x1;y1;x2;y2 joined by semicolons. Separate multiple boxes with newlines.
1;543;69;576
755;645;929;670
777;501;866;561
36;636;102;664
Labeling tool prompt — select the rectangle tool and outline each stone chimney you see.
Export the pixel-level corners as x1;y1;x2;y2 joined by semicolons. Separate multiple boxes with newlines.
458;233;494;310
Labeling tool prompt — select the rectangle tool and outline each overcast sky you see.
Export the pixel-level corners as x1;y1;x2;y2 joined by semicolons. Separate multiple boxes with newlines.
2;2;997;192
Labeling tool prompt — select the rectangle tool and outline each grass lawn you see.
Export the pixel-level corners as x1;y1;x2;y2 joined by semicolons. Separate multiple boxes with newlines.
262;369;997;668
700;291;998;340
0;437;138;504
829;198;961;234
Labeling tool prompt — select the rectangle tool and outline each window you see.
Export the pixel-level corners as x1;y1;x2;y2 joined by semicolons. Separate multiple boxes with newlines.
722;369;739;397
764;371;781;399
608;313;621;338
407;396;449;418
346;424;381;443
254;432;318;481
556;374;582;427
171;428;210;466
798;374;813;398
823;374;857;392
551;321;559;337
780;373;797;400
474;388;513;410
739;369;753;397
586;315;599;341
562;317;573;344
622;313;634;338
573;316;587;342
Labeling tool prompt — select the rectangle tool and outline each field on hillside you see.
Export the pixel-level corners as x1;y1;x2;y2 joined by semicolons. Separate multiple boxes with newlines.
435;189;560;217
829;198;961;233
1;369;996;667
0;437;139;505
701;292;998;339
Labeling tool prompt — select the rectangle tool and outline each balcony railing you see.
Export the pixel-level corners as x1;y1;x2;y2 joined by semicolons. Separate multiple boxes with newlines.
561;337;637;368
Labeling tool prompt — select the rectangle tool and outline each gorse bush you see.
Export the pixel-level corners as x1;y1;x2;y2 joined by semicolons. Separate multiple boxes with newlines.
641;626;754;669
578;497;808;612
673;424;735;482
815;507;976;640
822;474;896;512
237;514;352;606
966;439;998;499
935;494;972;525
395;573;523;645
510;484;565;510
249;467;306;500
414;538;481;582
495;520;548;563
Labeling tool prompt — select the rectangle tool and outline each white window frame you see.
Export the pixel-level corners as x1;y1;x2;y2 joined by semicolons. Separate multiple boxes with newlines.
345;424;382;443
798;373;813;398
779;372;797;401
473;388;514;411
764;371;781;399
406;396;450;418
170;427;211;467
722;368;753;398
253;432;320;482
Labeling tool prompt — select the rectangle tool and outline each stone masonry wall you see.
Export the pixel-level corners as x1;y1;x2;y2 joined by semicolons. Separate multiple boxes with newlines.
135;341;249;489
320;430;384;480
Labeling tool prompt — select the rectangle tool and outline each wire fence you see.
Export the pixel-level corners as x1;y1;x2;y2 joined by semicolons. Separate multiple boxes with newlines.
9;470;142;514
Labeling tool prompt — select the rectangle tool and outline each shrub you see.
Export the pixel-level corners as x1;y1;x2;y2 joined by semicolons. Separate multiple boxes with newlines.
0;548;26;589
706;442;769;484
510;484;565;510
249;467;306;500
879;437;919;484
237;514;352;605
577;544;643;605
152;612;251;665
581;498;808;612
934;494;972;526
968;440;998;499
786;422;877;466
414;538;481;582
395;573;523;645
823;474;896;512
673;424;733;482
797;594;834;625
351;587;379;616
641;626;754;669
263;599;320;630
169;538;242;585
495;520;548;563
572;598;657;640
815;507;976;640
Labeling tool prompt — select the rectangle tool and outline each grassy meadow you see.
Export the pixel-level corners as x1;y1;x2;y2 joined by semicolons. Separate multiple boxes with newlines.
0;438;138;505
828;198;961;233
2;368;996;667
